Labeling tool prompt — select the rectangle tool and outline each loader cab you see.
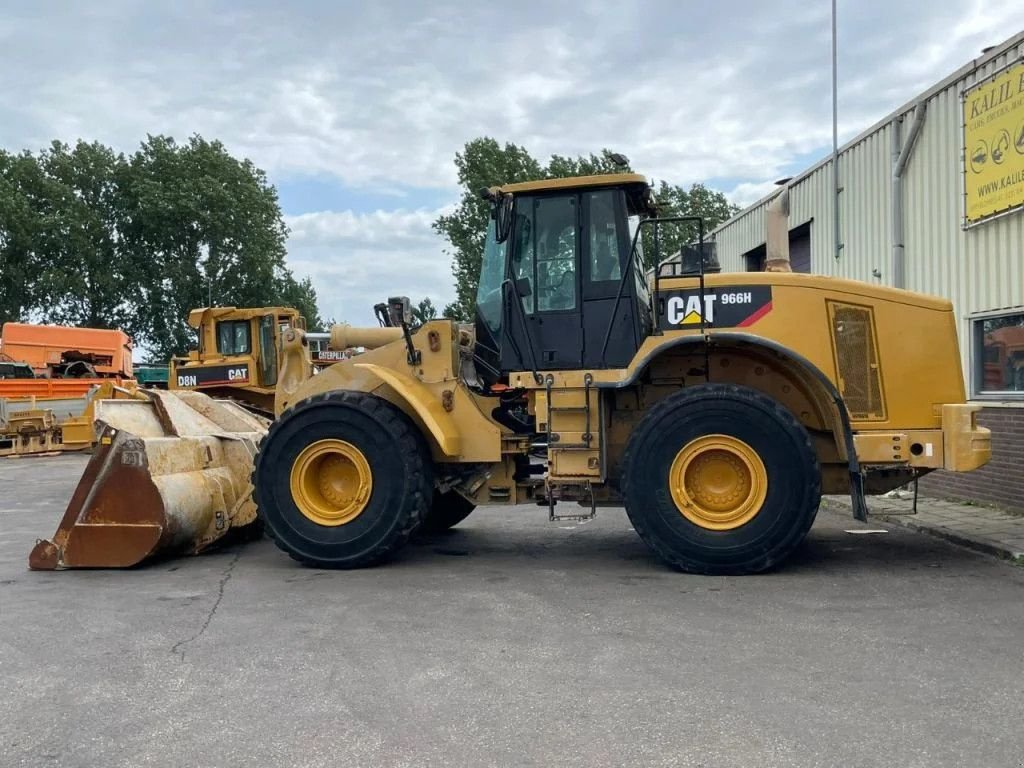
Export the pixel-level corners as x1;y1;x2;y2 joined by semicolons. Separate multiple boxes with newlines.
473;174;655;385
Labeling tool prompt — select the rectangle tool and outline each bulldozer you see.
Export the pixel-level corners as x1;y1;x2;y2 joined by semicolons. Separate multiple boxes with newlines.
33;173;991;574
169;306;309;415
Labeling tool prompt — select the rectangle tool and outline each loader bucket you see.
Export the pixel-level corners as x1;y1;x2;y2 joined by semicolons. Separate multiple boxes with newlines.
28;390;268;570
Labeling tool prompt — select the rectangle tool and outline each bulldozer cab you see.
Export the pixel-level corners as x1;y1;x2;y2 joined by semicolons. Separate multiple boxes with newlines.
170;306;307;412
473;174;655;383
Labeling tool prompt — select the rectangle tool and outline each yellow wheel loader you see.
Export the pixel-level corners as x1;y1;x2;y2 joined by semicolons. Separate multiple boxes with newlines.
251;173;990;574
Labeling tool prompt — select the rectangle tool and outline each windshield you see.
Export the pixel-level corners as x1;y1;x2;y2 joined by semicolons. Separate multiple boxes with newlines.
476;218;507;333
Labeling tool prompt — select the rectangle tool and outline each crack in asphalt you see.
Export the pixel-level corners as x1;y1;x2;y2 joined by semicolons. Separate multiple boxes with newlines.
170;551;241;661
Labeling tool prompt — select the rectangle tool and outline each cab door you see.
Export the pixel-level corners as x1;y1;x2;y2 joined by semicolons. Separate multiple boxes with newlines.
506;194;583;370
580;189;639;369
258;314;278;387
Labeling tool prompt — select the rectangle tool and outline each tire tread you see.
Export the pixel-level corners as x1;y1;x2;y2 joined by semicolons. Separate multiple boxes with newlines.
252;390;432;568
621;383;821;575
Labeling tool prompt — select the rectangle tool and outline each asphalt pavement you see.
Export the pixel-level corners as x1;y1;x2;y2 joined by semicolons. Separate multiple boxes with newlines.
2;454;1023;768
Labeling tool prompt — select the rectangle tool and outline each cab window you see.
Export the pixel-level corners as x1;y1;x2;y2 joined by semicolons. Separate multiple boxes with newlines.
514;195;577;313
217;320;251;355
476;219;509;332
586;190;622;283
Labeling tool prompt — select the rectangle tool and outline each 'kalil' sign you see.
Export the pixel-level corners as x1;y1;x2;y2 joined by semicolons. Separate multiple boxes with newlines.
963;59;1024;225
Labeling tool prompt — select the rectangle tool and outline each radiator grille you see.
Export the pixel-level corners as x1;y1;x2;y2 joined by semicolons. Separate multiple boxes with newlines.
828;301;886;421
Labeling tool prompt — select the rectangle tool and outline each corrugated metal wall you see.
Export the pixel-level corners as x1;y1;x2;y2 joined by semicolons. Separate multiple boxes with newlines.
712;34;1024;382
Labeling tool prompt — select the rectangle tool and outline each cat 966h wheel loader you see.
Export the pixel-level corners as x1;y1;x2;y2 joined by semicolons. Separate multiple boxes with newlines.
254;173;990;575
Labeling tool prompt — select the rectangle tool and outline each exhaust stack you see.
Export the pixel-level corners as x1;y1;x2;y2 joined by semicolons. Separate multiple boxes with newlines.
765;186;792;273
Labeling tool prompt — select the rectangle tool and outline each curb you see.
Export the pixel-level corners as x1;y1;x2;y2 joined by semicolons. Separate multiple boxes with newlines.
820;497;1024;566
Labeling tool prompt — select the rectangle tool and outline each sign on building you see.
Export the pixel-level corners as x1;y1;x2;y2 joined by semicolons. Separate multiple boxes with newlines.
963;59;1024;225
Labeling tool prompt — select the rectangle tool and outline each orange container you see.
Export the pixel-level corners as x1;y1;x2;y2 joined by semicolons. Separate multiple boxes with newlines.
0;322;133;377
0;377;134;399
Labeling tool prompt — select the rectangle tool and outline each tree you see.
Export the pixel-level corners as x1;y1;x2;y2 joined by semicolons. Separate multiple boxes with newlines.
119;134;304;360
410;297;437;329
434;138;739;320
0;134;324;362
33;141;132;329
433;138;543;320
643;180;740;270
279;274;324;332
0;149;47;325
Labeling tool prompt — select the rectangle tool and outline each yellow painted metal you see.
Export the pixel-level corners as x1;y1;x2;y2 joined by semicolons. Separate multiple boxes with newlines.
354;363;462;456
1;382;145;458
510;271;967;434
170;305;308;413
668;435;768;531
277;320;501;462
330;324;403;351
289;439;373;526
490;173;647;195
852;430;948;468
941;403;991;472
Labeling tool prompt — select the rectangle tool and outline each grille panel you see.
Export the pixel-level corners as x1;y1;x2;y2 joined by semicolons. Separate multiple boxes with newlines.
828;301;886;421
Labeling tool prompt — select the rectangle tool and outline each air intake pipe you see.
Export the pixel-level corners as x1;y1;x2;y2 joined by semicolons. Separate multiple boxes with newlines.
330;324;403;351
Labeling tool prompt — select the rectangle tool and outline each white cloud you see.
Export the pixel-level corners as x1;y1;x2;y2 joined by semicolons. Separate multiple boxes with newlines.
3;1;1023;320
5;1;1021;193
284;206;456;326
726;181;784;209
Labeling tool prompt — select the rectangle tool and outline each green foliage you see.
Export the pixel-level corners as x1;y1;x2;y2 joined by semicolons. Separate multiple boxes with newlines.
0;135;322;361
279;275;324;332
433;138;543;320
643;180;740;270
410;297;437;329
0;149;49;325
433;138;739;319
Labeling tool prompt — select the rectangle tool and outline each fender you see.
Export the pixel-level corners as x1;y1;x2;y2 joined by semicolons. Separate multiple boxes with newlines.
603;331;869;522
353;363;462;457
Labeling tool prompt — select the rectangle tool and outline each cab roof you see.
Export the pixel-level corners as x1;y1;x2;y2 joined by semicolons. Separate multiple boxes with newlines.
489;173;649;196
186;306;300;328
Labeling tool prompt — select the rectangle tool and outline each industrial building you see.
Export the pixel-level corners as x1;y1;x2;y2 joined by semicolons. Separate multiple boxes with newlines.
709;31;1024;512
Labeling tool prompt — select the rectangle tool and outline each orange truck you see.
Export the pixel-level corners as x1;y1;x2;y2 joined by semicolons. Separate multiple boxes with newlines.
0;322;133;378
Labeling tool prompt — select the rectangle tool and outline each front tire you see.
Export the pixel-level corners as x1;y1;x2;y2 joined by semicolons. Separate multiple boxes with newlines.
621;384;820;575
253;391;432;568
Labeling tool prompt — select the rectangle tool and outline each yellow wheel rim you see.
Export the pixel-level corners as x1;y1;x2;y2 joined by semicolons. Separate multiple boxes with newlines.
668;434;768;531
289;439;373;526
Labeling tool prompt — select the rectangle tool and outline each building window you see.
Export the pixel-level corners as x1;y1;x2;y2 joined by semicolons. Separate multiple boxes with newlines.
972;309;1024;398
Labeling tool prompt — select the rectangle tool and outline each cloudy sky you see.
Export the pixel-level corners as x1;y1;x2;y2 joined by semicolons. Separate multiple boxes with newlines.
3;1;1021;324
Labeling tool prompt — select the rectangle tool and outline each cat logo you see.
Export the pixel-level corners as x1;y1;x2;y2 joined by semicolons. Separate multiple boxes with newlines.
659;287;773;330
667;294;717;325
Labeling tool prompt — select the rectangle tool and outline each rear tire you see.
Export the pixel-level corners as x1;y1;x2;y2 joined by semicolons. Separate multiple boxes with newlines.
253;391;432;568
621;383;820;575
419;490;475;533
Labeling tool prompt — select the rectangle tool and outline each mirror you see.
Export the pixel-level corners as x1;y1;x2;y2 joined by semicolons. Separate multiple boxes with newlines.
494;194;514;244
386;296;412;327
515;277;532;297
